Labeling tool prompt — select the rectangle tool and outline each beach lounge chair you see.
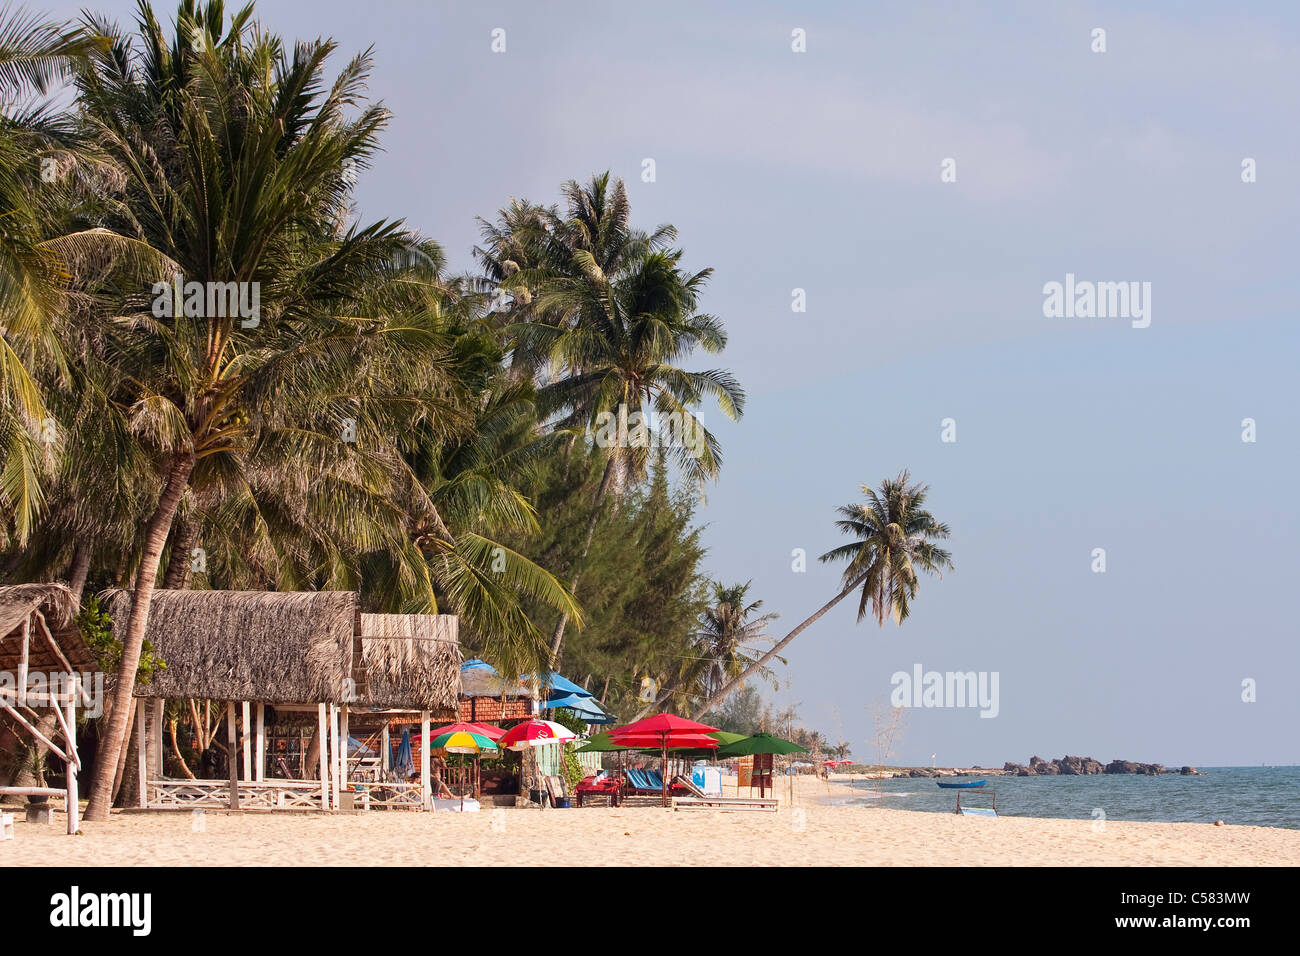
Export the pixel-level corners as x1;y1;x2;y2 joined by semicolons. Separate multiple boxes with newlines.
672;774;708;798
671;795;779;812
623;768;659;795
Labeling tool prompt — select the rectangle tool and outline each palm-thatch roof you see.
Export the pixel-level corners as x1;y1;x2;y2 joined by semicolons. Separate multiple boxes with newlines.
355;613;459;712
105;590;460;713
0;583;94;674
108;589;358;706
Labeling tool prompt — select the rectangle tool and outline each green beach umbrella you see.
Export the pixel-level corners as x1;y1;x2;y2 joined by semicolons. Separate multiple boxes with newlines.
716;732;807;757
674;731;748;759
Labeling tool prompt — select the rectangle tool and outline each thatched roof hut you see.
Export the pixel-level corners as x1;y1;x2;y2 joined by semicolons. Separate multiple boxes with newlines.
0;583;94;674
356;613;459;711
107;590;460;714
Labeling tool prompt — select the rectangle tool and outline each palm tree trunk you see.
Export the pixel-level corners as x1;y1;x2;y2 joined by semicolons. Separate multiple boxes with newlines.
66;544;91;606
84;452;195;821
161;517;197;590
691;572;868;720
548;455;617;661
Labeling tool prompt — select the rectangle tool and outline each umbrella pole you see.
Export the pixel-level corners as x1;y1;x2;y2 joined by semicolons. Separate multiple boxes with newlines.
662;737;670;808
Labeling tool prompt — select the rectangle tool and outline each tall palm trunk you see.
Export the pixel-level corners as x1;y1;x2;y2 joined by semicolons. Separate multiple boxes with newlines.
84;452;195;821
161;517;198;590
67;544;91;606
548;455;616;660
691;572;868;720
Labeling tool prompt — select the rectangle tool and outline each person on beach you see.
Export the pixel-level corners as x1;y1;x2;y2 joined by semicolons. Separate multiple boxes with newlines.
430;755;454;798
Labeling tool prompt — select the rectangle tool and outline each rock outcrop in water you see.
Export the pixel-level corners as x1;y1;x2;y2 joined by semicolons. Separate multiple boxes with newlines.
998;755;1165;775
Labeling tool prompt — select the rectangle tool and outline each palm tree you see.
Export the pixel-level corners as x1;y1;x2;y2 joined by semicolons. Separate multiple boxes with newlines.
693;472;952;719
0;8;112;546
634;580;776;718
510;174;744;661
76;0;463;820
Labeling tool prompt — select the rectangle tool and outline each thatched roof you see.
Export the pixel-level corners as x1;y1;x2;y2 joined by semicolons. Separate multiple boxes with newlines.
0;583;75;637
106;590;461;713
109;589;358;705
355;613;459;712
0;583;95;674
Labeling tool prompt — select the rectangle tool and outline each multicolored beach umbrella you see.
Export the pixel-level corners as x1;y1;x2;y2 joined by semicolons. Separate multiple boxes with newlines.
429;729;499;754
431;721;506;741
498;719;577;751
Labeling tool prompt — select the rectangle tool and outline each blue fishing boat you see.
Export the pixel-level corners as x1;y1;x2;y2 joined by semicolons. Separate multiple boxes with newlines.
936;779;986;789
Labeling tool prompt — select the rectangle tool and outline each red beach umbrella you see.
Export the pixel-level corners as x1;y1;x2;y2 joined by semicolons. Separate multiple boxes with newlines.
499;719;576;749
609;713;721;806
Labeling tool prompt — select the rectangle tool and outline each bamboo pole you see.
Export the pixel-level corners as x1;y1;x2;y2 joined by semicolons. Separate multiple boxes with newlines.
17;617;28;706
63;687;78;832
0;700;69;763
241;701;252;781
135;702;147;809
329;704;341;810
255;703;265;782
225;702;240;810
420;711;431;810
317;704;329;810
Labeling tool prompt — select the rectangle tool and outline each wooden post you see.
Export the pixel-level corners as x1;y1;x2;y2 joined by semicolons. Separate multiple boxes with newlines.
65;691;78;833
241;701;252;781
420;710;431;810
317;703;329;810
255;703;265;782
150;698;163;780
340;705;349;784
17;617;29;706
380;723;390;774
329;704;341;810
135;700;148;809
225;702;240;810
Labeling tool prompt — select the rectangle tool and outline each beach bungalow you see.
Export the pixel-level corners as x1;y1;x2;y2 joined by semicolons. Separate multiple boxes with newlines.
0;584;94;834
108;589;460;812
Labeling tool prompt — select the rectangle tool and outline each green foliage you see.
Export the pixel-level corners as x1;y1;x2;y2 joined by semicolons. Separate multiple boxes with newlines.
496;445;709;720
709;685;773;735
560;743;585;792
78;593;165;684
549;708;587;736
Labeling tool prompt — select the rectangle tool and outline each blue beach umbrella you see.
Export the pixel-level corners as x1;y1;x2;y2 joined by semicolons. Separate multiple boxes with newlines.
391;729;414;778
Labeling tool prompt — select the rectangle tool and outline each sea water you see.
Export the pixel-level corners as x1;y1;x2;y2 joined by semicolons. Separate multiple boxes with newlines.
842;766;1300;829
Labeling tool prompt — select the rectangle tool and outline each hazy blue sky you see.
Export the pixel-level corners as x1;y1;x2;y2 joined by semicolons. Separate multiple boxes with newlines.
53;1;1299;766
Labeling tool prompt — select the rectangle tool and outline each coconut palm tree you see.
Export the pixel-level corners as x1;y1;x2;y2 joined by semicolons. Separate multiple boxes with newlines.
693;472;952;719
75;0;469;820
633;579;776;718
0;9;112;546
506;175;744;661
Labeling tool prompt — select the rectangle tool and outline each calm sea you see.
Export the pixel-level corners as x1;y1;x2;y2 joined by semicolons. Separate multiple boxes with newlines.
840;766;1300;830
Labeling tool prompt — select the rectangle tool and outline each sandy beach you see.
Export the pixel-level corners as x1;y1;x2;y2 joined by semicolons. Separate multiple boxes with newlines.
5;776;1297;867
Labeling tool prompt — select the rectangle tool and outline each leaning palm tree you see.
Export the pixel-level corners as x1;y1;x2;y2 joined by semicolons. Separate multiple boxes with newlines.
76;0;467;820
692;472;953;719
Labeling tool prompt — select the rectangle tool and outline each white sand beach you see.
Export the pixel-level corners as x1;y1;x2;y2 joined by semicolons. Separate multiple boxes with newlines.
5;776;1297;867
